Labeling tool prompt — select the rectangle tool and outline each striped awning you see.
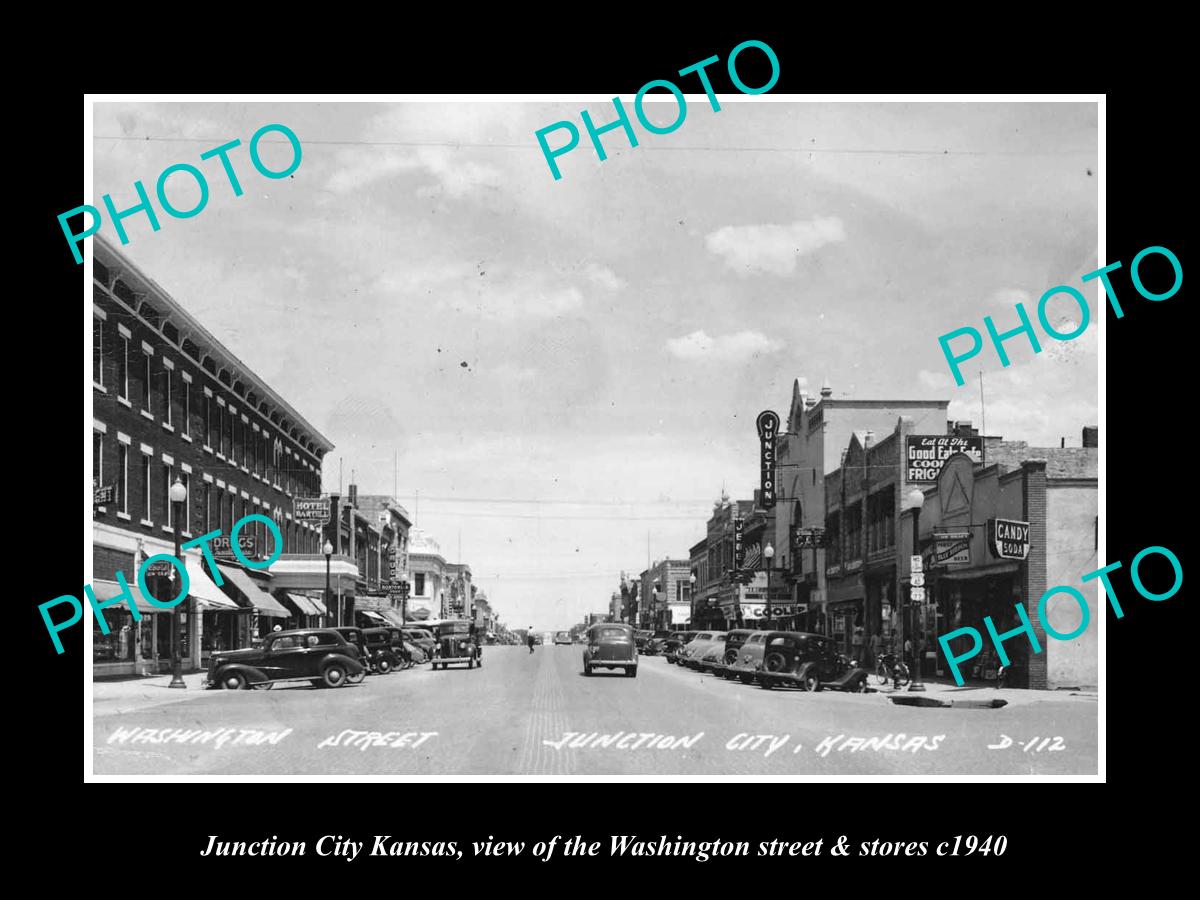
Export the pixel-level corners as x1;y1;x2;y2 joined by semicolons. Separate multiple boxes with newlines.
183;558;242;611
88;579;173;616
359;610;388;624
381;609;406;627
216;565;290;617
286;593;327;617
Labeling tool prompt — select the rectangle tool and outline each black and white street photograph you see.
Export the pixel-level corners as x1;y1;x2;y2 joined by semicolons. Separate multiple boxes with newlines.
86;97;1100;778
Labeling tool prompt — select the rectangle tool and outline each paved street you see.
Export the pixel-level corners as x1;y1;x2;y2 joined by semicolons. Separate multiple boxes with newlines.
94;646;1097;776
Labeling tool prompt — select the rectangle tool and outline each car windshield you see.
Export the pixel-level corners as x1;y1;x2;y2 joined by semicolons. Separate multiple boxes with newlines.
438;623;471;635
592;628;629;640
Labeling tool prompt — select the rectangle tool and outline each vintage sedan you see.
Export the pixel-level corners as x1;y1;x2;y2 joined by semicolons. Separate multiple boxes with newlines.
678;631;728;670
757;632;867;692
554;631;573;645
664;631;699;664
402;627;436;659
582;623;638;677
726;631;770;684
431;619;482;670
206;628;364;690
700;628;755;676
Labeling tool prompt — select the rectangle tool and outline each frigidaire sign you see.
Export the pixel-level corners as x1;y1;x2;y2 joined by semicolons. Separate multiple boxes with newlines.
906;435;983;482
989;518;1031;560
756;410;779;508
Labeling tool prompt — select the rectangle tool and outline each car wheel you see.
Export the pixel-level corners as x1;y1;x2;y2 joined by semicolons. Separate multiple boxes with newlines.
724;650;739;666
221;671;249;691
583;665;592;676
346;670;366;684
322;664;348;688
739;674;754;685
855;676;868;693
252;681;273;691
802;669;821;692
760;677;774;690
764;652;788;673
477;655;482;668
628;666;638;678
376;657;393;674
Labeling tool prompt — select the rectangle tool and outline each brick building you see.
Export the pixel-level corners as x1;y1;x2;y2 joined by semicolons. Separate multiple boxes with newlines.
91;235;333;677
639;559;692;631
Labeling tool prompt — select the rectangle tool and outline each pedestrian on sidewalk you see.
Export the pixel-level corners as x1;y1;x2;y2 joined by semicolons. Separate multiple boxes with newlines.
527;628;536;654
851;626;864;665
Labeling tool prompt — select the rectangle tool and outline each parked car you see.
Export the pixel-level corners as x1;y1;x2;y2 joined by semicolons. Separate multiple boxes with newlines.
634;629;654;651
726;631;770;684
431;619;482;670
403;628;436;659
699;628;755;675
643;634;670;656
756;632;866;692
362;627;401;674
583;622;638;677
664;631;698;664
679;631;728;670
554;631;573;645
206;628;364;690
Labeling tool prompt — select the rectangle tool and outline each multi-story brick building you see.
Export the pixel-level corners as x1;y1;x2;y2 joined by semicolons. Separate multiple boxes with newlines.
639;559;693;631
91;235;334;677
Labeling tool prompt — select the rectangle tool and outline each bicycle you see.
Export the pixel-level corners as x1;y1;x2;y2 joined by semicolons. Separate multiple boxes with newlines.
874;653;910;686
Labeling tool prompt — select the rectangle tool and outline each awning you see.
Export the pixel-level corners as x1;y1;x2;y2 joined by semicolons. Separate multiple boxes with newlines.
359;610;388;624
88;579;173;616
286;593;326;617
184;558;242;611
381;609;406;627
216;564;290;617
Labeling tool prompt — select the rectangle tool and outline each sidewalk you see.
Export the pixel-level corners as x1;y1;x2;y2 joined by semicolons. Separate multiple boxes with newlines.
873;675;1097;707
93;672;210;707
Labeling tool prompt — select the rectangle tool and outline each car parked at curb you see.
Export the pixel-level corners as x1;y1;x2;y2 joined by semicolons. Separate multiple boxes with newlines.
726;632;770;684
403;627;436;659
679;631;727;670
583;622;638;677
756;632;867;692
206;628;364;690
700;628;754;676
664;631;698;664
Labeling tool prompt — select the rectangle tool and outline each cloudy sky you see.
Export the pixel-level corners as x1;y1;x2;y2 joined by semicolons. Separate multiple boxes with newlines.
91;99;1098;630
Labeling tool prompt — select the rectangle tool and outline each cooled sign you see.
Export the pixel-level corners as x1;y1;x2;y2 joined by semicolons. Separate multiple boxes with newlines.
989;518;1031;560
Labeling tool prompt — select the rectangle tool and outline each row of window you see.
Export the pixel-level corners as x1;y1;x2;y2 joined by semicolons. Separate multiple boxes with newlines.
825;489;898;566
93;425;322;556
93;308;321;498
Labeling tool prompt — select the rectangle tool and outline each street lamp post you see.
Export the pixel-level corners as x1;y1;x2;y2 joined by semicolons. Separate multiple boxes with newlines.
168;477;188;689
903;489;926;692
323;540;334;626
689;572;697;630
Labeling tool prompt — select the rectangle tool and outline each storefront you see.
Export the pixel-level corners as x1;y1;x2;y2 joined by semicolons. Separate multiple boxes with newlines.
90;578;174;677
278;591;327;627
215;563;290;642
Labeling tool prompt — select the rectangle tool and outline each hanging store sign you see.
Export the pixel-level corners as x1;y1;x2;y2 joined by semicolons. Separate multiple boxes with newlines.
212;534;257;559
93;483;115;506
989;518;1031;560
733;516;745;570
294;496;332;524
906;435;983;482
756;410;779;508
791;526;827;550
931;531;971;566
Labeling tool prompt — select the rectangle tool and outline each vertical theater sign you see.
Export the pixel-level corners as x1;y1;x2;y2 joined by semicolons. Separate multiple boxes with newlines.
757;410;779;508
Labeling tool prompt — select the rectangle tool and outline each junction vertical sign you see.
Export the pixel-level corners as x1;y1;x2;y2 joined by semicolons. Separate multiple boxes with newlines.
756;410;779;508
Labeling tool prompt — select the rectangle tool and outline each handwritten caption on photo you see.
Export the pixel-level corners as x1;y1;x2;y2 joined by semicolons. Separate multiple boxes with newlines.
46;513;282;653
196;832;1008;861
60;123;302;264
535;39;780;181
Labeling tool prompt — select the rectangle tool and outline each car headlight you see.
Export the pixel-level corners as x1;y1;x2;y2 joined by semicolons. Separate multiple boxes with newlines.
214;657;227;667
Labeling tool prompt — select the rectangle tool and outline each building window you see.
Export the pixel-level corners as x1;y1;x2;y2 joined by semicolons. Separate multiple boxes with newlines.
181;472;191;532
206;396;215;447
243;424;250;469
163;464;173;527
118;444;128;514
118;336;129;400
181;381;191;437
845;502;862;562
202;482;212;532
93;316;104;387
141;454;152;522
233;417;241;464
93;430;103;495
141;352;152;411
162;368;173;427
415;573;426;596
224;409;233;457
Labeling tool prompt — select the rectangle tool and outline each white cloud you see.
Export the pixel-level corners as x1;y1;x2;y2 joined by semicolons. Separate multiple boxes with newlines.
324;146;500;199
666;330;783;361
584;263;626;290
705;216;846;276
